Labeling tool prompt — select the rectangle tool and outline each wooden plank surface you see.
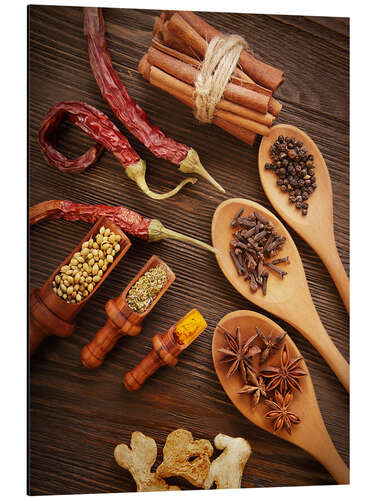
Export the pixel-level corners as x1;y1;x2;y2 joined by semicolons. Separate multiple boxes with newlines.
28;6;349;495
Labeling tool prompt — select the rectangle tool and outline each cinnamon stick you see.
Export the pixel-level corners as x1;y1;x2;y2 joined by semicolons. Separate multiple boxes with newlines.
142;63;270;136
177;11;285;91
139;55;258;143
153;15;282;116
152;38;276;102
147;46;271;114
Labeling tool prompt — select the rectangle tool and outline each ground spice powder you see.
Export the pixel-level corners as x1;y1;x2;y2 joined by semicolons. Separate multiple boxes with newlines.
174;309;207;345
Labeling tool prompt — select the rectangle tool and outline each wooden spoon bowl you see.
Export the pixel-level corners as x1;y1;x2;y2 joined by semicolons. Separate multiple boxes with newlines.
212;310;349;484
211;198;349;391
258;124;349;313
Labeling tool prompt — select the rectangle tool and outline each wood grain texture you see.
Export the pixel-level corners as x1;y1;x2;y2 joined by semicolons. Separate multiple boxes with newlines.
28;6;349;495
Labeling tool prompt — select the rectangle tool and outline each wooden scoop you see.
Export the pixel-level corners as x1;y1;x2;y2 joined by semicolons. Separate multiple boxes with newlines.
258;124;349;314
29;216;131;355
81;255;175;368
211;198;349;392
212;310;349;484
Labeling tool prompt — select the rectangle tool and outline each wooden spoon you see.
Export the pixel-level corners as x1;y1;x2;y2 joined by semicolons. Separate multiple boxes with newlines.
258;124;349;314
212;310;349;484
211;198;349;392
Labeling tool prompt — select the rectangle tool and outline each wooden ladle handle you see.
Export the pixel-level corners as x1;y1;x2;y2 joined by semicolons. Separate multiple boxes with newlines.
320;240;349;314
295;309;349;392
81;320;123;369
124;350;164;391
29;319;49;355
309;425;349;484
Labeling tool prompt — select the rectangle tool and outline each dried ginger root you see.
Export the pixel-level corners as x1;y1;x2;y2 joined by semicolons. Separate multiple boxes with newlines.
203;433;252;489
156;429;213;487
114;431;180;492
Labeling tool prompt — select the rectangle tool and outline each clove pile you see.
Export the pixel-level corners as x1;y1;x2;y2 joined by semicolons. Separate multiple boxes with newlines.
230;209;290;295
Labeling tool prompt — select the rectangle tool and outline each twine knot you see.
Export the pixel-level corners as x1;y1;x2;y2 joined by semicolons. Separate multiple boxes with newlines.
194;35;247;123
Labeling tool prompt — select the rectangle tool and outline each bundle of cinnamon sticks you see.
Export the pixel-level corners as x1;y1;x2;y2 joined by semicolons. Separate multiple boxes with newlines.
139;11;284;147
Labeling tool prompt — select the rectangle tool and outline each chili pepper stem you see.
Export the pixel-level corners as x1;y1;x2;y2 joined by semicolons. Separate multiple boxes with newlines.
148;219;219;255
179;148;225;193
126;160;197;199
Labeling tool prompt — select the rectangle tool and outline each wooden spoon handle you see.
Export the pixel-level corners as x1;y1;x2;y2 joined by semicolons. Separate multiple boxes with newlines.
81;320;123;369
29;319;48;355
309;428;349;484
295;311;349;392
319;239;349;314
124;351;164;391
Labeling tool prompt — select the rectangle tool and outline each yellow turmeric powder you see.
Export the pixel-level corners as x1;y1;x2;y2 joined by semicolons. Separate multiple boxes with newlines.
174;309;207;345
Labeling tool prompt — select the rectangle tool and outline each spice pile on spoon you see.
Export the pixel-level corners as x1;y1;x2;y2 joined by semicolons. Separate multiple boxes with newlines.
265;135;317;215
126;265;168;313
52;225;121;303
218;324;306;435
230;208;290;294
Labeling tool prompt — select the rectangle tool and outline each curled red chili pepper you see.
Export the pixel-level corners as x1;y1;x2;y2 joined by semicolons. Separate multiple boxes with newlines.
38;101;197;199
30;200;218;254
83;7;224;193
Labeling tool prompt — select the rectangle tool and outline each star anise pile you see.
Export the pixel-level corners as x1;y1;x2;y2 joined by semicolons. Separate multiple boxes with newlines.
217;325;260;383
217;324;306;435
264;390;301;434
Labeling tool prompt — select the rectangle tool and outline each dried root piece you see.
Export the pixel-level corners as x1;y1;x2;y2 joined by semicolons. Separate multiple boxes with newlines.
156;429;213;487
114;431;180;492
203;434;252;489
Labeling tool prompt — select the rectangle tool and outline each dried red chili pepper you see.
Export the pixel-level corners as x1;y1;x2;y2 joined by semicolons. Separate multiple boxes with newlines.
83;7;224;193
38;101;196;199
30;200;218;254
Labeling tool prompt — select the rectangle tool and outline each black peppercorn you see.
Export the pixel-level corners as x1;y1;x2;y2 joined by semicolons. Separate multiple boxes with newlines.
265;136;317;216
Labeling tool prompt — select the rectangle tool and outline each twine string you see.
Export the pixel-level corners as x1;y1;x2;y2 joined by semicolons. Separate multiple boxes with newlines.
194;35;247;123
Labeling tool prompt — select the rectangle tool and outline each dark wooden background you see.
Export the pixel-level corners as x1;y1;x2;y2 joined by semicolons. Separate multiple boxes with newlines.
28;6;349;495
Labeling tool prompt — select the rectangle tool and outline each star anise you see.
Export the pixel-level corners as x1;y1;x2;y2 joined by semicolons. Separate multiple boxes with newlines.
259;343;307;393
256;326;286;364
217;325;261;383
238;372;267;407
264;390;301;434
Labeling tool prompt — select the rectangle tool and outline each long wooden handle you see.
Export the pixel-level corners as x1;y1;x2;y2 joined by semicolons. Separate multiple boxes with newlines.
81;320;123;369
123;350;164;391
295;309;349;392
29;319;48;355
320;444;349;484
319;240;350;314
308;425;349;484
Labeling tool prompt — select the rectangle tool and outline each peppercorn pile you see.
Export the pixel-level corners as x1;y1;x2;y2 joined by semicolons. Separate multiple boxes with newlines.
230;208;290;295
265;135;317;215
52;226;121;303
126;265;168;313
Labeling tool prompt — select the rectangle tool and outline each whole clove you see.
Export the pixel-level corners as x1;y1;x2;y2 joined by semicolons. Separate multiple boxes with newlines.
229;208;290;295
272;256;290;265
230;249;244;275
262;271;269;295
265;262;288;279
231;208;244;227
265;135;317;215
